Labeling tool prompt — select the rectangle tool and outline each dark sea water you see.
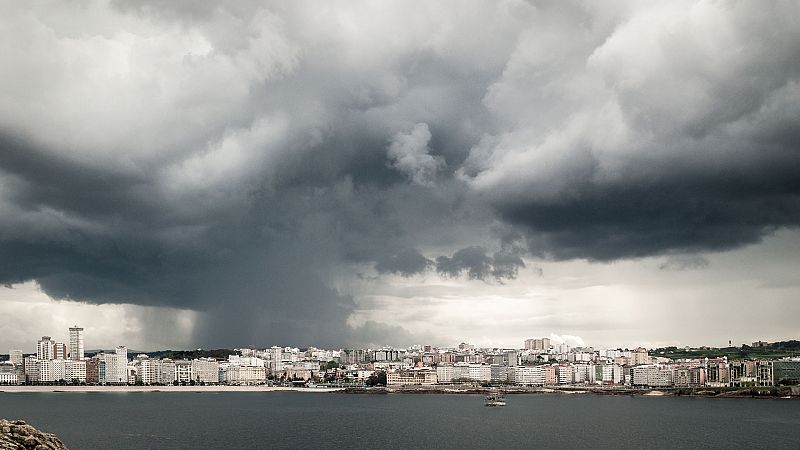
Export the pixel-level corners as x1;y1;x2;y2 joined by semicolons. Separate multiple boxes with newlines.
1;392;798;449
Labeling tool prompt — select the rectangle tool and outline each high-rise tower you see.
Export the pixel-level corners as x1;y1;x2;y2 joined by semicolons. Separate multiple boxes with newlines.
69;326;84;360
37;336;54;360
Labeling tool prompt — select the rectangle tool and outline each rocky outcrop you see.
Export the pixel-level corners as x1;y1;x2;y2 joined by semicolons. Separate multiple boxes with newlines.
0;420;68;450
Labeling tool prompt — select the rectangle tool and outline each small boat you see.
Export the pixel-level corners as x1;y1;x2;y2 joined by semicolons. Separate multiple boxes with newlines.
485;394;506;407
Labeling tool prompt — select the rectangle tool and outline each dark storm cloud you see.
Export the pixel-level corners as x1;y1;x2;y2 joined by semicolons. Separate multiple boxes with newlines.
1;1;800;347
374;248;432;278
435;247;525;282
459;1;800;262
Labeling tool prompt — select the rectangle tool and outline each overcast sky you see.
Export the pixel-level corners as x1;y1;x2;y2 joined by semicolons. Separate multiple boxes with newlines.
1;1;799;352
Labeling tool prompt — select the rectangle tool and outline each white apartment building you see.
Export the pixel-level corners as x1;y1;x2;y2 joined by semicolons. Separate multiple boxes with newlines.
134;355;161;384
557;365;573;384
66;360;87;383
191;358;220;384
510;366;545;385
468;364;491;382
37;336;55;361
0;372;18;384
436;364;455;383
0;362;20;385
596;364;622;384
631;365;672;387
102;346;128;384
386;369;437;385
175;360;192;383
38;359;66;383
159;359;177;384
224;365;266;385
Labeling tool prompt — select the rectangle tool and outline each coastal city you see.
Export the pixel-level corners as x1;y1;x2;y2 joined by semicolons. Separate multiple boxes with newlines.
1;326;798;390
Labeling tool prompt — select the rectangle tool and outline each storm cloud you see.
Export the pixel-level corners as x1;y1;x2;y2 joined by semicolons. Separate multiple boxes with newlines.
1;1;799;348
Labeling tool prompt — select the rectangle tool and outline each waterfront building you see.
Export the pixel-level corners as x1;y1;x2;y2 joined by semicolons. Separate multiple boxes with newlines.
159;358;177;384
134;355;161;385
386;368;437;385
192;358;220;384
592;364;621;385
66;359;86;383
98;358;106;384
755;361;773;387
102;346;128;384
729;360;757;386
69;326;84;360
490;364;508;383
268;346;284;372
468;364;491;382
632;365;673;387
24;356;39;383
556;365;573;384
175;360;192;383
509;366;545;386
37;336;54;361
0;373;18;384
435;364;455;383
38;359;67;383
86;357;100;384
573;363;592;383
705;360;730;387
224;365;266;385
0;362;20;385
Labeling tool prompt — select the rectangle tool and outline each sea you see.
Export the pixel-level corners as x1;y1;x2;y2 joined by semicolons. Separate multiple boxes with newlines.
1;392;798;449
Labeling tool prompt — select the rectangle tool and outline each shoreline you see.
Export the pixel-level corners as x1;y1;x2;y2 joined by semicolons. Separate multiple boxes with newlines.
351;385;800;399
0;385;344;393
1;385;796;398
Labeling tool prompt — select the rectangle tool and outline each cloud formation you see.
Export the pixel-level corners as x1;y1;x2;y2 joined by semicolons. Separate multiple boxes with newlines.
386;123;444;186
0;1;799;348
435;247;525;282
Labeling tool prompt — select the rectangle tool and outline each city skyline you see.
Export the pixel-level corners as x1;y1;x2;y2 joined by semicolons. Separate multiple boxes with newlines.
3;322;798;389
1;2;799;351
4;322;796;356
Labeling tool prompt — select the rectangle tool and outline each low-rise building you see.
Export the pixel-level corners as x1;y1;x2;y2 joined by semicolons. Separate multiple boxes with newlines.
224;365;266;385
386;369;437;385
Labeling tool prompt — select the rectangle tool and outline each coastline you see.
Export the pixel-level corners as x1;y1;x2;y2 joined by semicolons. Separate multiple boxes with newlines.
347;385;800;399
1;384;797;398
0;385;343;393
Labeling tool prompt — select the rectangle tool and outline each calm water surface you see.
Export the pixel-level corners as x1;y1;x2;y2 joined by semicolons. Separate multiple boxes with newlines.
1;392;798;449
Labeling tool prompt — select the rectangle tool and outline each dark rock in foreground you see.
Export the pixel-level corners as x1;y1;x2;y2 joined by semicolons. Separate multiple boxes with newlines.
0;419;68;450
